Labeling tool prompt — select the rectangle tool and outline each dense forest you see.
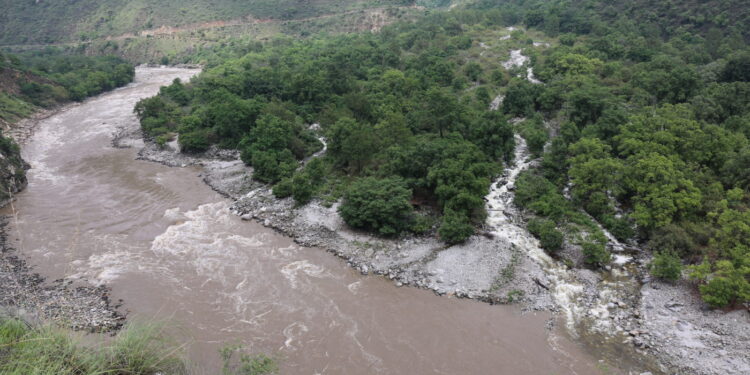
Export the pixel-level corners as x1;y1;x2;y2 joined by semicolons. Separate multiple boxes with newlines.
136;0;750;308
0;50;134;124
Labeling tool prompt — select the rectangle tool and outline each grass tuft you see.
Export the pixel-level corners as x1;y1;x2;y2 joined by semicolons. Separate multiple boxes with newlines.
0;318;188;375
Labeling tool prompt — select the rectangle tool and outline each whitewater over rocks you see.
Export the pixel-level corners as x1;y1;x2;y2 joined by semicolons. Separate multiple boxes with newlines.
489;45;750;375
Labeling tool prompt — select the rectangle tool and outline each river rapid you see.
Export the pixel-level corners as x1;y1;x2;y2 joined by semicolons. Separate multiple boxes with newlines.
3;67;617;374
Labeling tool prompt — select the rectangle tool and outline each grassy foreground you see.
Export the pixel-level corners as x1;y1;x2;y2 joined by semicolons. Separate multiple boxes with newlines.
0;318;188;375
0;317;279;375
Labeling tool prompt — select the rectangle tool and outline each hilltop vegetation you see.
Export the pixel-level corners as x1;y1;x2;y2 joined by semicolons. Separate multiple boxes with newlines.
0;50;134;125
138;0;750;307
0;0;418;46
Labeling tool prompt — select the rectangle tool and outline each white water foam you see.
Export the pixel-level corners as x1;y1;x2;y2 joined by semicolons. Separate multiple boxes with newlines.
487;47;638;335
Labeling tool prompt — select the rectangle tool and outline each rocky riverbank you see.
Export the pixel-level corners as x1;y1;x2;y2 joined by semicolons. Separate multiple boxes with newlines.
0;103;125;332
130;135;557;309
0;217;125;332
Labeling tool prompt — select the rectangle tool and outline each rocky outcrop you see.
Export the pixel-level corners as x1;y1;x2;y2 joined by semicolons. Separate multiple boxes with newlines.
0;135;28;208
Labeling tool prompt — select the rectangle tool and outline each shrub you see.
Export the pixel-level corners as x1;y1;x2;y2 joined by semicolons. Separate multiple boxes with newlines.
155;134;170;146
600;215;635;242
514;172;557;208
291;173;314;204
272;177;293;198
527;218;563;253
179;130;210;153
249;150;296;184
410;214;435;235
339;177;413;236
582;241;611;267
648;224;698;258
690;260;750;308
517;116;548;157
438;208;475;244
650;251;683;282
304;157;327;184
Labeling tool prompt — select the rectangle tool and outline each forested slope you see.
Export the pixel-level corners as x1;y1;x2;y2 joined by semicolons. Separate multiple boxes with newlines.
0;51;134;126
138;0;750;308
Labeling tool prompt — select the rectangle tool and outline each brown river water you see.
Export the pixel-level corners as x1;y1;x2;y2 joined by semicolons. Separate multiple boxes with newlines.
3;67;618;374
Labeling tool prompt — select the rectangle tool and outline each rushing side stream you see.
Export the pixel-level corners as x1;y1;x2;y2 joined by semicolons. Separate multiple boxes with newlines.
3;67;618;374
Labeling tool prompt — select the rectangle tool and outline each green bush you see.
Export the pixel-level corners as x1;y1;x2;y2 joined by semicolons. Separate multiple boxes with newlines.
272;178;293;198
600;215;635;242
581;241;611;267
438;208;475;244
339;177;413;236
179;130;211;153
291;173;314;204
155;134;171;146
527;218;563;253
690;260;750;307
648;224;698;258
650;251;683;282
410;213;435;235
304;157;327;184
517;116;548;157
249;150;296;184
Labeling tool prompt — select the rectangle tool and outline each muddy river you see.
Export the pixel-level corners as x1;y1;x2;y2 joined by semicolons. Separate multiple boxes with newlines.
3;67;615;374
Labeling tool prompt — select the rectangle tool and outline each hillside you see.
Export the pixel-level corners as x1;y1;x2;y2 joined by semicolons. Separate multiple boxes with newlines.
138;0;750;307
0;0;419;46
467;0;750;41
0;51;134;129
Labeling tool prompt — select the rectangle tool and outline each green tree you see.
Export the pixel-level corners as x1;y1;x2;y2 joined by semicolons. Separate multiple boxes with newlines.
623;153;702;229
339;177;414;236
465;111;515;161
650;251;683;282
424;87;462;137
582;241;611;267
568;138;623;215
438;208;475;244
464;62;482;81
327;117;378;173
291;173;314;204
528;218;564;253
721;52;750;82
503;79;539;117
